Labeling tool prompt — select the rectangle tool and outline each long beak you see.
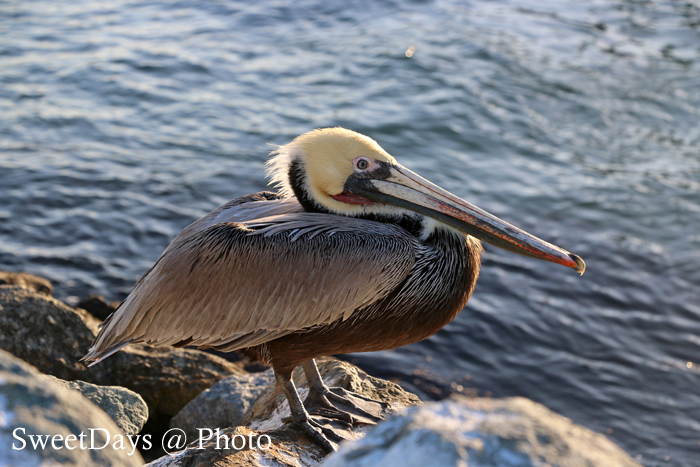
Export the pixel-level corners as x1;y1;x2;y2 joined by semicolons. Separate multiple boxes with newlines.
348;164;585;274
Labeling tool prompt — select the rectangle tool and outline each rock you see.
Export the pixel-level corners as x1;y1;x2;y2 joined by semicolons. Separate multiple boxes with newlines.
46;376;148;436
322;395;643;467
0;270;52;295
0;349;144;466
170;369;276;442
242;358;422;431
76;294;120;321
145;425;326;467
204;348;271;373
0;285;244;418
0;285;97;381
106;345;246;417
148;359;422;467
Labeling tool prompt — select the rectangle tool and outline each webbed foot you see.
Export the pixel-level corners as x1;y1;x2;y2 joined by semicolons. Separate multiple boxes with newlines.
304;385;387;426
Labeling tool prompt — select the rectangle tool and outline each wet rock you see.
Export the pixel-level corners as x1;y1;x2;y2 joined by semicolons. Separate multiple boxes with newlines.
47;376;148;436
322;395;642;467
0;285;244;418
0;349;144;466
0;270;52;295
170;369;276;442
76;294;120;321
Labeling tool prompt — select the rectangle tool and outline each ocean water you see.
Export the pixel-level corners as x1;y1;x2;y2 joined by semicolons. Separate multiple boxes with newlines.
1;0;699;465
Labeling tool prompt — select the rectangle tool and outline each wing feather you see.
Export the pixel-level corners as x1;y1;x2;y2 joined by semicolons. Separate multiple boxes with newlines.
84;193;416;362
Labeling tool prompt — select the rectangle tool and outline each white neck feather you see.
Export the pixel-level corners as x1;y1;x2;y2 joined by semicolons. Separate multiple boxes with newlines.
264;143;300;198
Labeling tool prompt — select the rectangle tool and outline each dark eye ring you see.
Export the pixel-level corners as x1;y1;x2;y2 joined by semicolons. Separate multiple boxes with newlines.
356;159;369;170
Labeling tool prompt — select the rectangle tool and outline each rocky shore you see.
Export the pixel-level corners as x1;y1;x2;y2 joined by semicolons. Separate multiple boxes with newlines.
0;271;642;466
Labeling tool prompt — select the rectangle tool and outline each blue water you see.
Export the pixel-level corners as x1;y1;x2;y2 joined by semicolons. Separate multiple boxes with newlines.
1;1;699;465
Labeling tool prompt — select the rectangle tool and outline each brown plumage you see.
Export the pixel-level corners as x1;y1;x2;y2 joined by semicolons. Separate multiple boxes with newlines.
83;128;584;451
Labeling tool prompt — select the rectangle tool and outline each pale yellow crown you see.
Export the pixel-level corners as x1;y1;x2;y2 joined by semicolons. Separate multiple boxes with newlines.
266;128;396;213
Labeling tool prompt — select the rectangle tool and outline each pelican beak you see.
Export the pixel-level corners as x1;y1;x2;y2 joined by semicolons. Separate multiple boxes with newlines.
347;163;585;274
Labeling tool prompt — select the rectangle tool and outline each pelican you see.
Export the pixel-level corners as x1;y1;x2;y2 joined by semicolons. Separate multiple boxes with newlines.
83;128;584;451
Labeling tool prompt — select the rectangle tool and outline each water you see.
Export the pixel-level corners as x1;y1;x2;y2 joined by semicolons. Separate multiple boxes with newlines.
1;0;699;465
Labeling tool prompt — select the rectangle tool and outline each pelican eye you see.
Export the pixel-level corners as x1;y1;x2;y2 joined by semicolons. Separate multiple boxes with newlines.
355;158;369;170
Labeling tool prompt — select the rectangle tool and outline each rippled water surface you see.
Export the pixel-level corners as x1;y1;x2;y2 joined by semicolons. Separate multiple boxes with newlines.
2;1;700;465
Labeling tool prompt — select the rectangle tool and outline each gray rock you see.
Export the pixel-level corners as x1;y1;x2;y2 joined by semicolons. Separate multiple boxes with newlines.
0;349;143;466
147;359;422;467
145;425;326;467
170;369;275;442
104;345;246;418
46;376;148;436
322;396;642;467
0;271;52;295
0;285;97;381
76;294;120;321
0;284;244;418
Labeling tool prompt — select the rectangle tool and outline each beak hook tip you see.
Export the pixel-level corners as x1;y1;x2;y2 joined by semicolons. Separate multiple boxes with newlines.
570;254;586;275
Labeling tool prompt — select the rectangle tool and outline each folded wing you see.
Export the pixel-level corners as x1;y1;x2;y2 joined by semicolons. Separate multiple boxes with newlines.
83;192;416;363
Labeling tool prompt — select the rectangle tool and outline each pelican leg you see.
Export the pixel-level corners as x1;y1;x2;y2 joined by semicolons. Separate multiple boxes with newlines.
301;359;387;425
274;369;340;453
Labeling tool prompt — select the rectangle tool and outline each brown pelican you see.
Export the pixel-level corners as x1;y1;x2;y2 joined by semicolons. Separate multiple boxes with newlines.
83;128;584;451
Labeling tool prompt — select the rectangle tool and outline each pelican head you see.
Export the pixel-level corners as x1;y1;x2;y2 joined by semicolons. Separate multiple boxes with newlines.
267;127;585;274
